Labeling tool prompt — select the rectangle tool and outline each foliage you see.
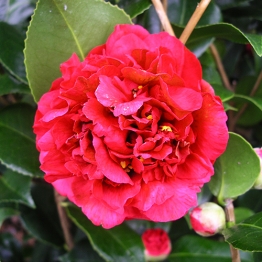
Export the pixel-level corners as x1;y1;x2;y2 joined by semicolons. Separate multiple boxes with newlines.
0;0;262;261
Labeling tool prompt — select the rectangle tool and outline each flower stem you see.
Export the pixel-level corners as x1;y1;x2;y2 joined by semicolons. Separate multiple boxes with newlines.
225;199;241;262
179;0;211;44
151;0;175;36
54;190;74;251
160;0;168;31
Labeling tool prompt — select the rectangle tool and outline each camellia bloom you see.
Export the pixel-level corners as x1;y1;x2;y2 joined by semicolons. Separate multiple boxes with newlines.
142;228;171;261
253;148;262;189
34;24;228;228
190;202;226;237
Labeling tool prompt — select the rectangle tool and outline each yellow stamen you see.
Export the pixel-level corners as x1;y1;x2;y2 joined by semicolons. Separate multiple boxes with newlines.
161;125;172;132
139;157;144;162
138;85;143;90
120;161;127;169
146;115;153;120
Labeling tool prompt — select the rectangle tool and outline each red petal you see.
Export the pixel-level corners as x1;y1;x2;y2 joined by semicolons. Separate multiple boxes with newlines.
93;135;133;184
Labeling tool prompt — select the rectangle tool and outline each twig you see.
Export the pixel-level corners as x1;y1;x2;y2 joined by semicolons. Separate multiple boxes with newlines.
210;44;233;92
151;0;175;36
225;199;241;262
54;190;74;251
179;0;211;44
160;0;168;31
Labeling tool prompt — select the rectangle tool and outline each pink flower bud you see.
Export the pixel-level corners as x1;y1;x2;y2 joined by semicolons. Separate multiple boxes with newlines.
142;228;171;261
190;202;226;237
253;148;262;189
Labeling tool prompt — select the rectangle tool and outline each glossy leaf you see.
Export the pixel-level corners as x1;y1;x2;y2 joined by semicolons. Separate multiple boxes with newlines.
168;0;222;26
0;74;30;95
223;212;262;252
0;104;43;177
0;207;19;226
169;235;253;262
60;239;105;262
234;207;255;224
172;23;262;57
209;132;260;204
212;84;234;102
233;76;262;126
25;0;132;101
215;0;250;9
118;0;151;19
237;189;262;213
0;22;27;84
0;169;35;208
20;183;64;248
233;94;262;126
66;205;144;262
200;51;223;85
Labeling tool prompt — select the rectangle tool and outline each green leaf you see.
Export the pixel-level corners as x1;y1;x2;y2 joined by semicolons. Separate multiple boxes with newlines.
209;132;260;204
234;207;255;224
0;207;20;226
253;252;262;262
0;21;27;84
59;239;105;262
65;204;144;262
168;0;222;26
215;0;250;10
0;104;43;177
118;0;151;19
169;235;253;262
232;76;262;126
172;23;262;57
237;189;262;213
212;84;234;102
0;74;30;95
223;212;262;252
25;0;132;101
20;183;64;248
232;94;262;126
0;169;35;208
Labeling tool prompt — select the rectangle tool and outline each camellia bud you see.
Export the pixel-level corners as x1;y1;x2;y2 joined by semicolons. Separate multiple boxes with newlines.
190;202;226;237
253;148;262;189
142;228;171;261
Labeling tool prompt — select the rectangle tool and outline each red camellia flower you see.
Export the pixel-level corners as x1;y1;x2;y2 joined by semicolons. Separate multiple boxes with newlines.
33;24;228;228
142;228;171;261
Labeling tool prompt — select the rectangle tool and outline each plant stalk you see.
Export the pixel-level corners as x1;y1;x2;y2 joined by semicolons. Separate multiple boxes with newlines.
179;0;211;44
151;0;175;36
210;44;233;92
54;190;74;251
225;199;241;262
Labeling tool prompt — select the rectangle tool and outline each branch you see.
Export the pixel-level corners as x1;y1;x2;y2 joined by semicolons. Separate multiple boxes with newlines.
179;0;211;44
54;190;74;251
151;0;175;36
225;199;241;262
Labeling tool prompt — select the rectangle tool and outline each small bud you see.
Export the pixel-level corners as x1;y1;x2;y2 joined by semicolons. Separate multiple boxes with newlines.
142;228;171;261
190;202;226;237
253;148;262;189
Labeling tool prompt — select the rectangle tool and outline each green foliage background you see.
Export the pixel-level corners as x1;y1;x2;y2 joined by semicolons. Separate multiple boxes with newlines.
1;0;262;261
